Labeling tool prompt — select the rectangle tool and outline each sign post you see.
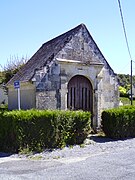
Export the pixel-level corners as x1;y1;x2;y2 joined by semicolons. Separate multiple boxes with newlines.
14;81;20;110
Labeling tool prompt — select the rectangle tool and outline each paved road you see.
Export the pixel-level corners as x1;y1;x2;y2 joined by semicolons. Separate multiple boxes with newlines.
0;145;135;180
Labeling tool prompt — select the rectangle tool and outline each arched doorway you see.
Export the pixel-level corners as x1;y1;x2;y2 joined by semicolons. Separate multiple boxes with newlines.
67;75;93;113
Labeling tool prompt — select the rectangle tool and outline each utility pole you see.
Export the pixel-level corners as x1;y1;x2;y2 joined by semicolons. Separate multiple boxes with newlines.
131;59;133;105
117;0;133;105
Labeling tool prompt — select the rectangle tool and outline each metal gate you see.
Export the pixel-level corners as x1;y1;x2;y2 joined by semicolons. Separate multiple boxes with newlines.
67;75;93;112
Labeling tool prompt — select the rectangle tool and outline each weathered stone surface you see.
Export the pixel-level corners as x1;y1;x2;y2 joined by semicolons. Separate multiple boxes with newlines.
7;24;119;128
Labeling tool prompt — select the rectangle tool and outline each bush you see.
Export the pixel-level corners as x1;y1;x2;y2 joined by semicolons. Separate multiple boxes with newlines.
101;106;135;138
0;110;91;153
0;104;8;111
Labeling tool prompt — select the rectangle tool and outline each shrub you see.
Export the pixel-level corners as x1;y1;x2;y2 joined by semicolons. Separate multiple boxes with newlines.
0;104;8;111
101;106;135;138
0;109;91;153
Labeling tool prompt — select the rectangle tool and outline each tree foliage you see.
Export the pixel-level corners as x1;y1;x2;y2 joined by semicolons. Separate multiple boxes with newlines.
117;74;135;92
0;56;28;85
119;86;127;97
117;74;135;97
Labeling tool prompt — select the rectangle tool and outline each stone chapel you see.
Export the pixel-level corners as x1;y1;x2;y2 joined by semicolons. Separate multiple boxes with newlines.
7;24;119;128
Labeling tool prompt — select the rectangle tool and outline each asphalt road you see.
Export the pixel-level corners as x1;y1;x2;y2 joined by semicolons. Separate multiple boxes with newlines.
0;146;135;180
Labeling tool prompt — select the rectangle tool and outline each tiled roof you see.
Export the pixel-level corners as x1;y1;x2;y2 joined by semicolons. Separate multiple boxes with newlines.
7;24;115;86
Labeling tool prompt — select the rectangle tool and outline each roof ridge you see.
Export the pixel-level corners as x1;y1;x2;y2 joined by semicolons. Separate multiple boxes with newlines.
6;23;116;86
41;24;84;47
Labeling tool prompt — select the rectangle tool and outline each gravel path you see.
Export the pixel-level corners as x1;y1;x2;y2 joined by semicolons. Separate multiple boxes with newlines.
1;136;135;179
2;135;134;162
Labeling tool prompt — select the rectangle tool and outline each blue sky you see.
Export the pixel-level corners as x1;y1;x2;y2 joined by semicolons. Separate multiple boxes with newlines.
0;0;135;74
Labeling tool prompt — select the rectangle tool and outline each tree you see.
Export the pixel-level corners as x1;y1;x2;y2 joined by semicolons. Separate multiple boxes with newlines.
117;73;135;92
119;86;127;97
0;55;28;85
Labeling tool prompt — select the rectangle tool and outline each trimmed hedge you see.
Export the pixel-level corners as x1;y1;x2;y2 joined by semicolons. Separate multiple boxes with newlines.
102;106;135;138
0;110;91;153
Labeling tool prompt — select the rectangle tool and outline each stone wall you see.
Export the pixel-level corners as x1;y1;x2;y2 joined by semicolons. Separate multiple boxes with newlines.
36;91;57;110
0;88;8;104
33;27;119;128
96;67;119;127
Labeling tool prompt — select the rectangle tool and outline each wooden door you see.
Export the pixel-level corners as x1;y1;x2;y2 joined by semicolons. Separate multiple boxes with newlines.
67;75;93;112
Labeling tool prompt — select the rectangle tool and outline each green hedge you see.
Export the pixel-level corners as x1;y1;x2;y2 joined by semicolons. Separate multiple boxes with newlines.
0;110;91;153
101;106;135;138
